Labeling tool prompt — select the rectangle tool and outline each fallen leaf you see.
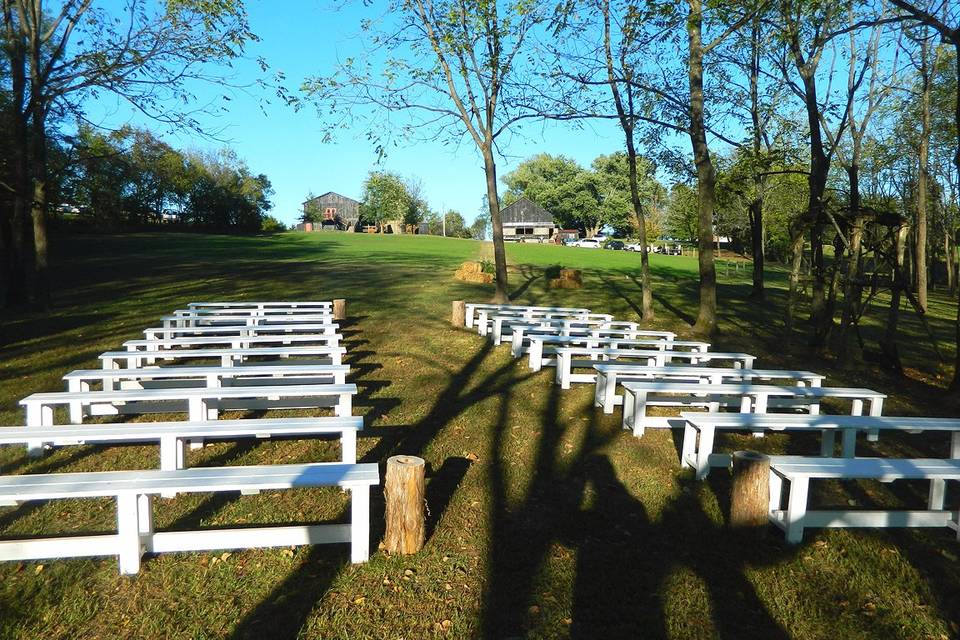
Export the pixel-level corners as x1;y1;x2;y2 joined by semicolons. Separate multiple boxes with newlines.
465;452;479;462
354;596;366;605
220;552;232;562
34;564;43;575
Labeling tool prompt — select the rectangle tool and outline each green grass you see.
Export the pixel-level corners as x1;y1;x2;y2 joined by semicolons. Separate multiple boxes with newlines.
0;230;959;639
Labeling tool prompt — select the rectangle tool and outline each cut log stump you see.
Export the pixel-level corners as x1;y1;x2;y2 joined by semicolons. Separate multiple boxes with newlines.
383;455;426;554
729;450;770;534
451;300;466;327
333;299;347;320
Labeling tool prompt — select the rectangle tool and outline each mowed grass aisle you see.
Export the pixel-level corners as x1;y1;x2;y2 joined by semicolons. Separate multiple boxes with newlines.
0;231;959;639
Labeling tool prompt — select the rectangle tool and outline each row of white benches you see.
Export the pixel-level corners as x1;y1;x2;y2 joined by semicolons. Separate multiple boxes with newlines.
2;301;378;574
463;302;960;543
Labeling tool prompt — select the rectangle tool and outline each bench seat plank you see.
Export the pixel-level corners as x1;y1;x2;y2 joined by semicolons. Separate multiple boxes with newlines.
766;456;960;543
0;462;378;573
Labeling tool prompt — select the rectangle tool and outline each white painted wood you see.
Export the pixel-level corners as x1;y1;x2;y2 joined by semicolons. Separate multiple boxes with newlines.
144;322;339;341
64;364;349;394
464;303;590;329
20;384;357;443
550;347;756;388
188;301;333;310
621;383;884;437
768;456;960;543
0;416;363;467
0;462;378;574
681;413;958;479
594;366;824;416
99;345;346;369
125;333;341;353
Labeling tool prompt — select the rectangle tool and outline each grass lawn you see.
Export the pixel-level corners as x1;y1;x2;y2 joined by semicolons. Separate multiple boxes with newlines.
0;229;959;639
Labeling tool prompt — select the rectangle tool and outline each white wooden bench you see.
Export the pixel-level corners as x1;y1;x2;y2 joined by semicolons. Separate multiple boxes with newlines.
620;382;885;436
175;306;335;317
464;303;590;329
143;322;340;341
0;462;378;574
509;322;675;356
474;308;594;337
488;313;616;344
20;383;357;455
551;347;752;389
66;363;349;392
100;345;347;369
188;301;333;311
681;413;960;479
0;416;363;469
593;365;825;414
527;336;715;372
161;312;334;329
767;457;960;543
125;333;342;357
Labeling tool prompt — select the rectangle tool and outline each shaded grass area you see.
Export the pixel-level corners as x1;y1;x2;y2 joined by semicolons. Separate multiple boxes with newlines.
0;230;958;639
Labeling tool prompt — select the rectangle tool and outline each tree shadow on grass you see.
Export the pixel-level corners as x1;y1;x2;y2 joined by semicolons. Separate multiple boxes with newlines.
480;378;798;638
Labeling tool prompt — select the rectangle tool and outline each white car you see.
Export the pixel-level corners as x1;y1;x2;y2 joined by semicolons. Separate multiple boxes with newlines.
576;238;602;249
625;243;646;253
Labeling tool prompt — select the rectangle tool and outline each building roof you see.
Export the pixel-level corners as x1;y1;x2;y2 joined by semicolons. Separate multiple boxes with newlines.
302;191;360;206
500;197;555;226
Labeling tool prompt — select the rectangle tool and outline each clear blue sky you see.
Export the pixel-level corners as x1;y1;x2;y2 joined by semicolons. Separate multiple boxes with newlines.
86;1;635;226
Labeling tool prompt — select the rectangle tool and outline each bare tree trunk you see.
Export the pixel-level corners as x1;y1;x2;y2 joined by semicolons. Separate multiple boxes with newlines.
946;231;955;294
482;146;510;303
950;42;960;391
916;36;931;312
625;135;654;319
3;9;30;307
880;225;909;372
785;227;805;351
747;18;765;301
687;0;717;335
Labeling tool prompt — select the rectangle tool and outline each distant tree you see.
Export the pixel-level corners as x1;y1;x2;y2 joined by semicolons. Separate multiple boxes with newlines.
502;154;604;236
665;183;699;242
359;171;413;231
469;213;490;240
443;210;470;238
304;0;564;302
0;0;256;308
591;152;665;239
261;215;286;232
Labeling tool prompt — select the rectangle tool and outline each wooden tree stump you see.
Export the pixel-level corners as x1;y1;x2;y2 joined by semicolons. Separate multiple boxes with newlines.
451;300;466;327
729;450;770;534
383;455;426;554
333;298;346;320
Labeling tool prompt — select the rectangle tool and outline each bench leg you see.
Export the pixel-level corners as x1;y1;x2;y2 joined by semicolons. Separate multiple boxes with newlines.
350;486;371;563
769;472;783;513
602;373;618;414
631;391;648;438
784;477;810;544
621;391;635;432
337;394;352;418
680;422;697;470
116;493;143;575
695;426;715;480
342;430;357;464
821;430;837;457
929;479;947;511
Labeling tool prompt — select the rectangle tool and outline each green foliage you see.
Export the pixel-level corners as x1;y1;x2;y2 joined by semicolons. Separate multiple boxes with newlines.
358;171;427;228
67;125;273;231
665;183;698;241
260;215;286;232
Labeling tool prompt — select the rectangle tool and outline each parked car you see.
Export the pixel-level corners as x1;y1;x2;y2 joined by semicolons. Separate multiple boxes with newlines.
604;240;625;250
625;242;646;253
576;238;602;249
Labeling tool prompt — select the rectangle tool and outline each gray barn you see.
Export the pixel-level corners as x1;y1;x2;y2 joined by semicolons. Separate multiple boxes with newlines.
500;197;557;242
301;192;361;231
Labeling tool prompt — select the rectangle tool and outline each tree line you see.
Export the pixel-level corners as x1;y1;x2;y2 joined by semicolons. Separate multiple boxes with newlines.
0;0;260;309
307;0;960;389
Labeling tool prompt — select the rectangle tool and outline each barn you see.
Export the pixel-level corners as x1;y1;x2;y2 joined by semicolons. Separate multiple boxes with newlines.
500;197;557;242
299;192;361;231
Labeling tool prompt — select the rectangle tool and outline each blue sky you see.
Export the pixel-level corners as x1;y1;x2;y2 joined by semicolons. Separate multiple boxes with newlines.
86;1;636;226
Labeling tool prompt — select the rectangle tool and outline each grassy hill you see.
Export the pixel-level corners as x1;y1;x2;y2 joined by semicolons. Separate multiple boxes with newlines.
0;230;957;639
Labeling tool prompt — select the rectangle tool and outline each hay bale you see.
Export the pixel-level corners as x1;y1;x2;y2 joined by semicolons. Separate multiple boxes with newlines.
455;261;494;284
559;269;582;285
549;268;582;289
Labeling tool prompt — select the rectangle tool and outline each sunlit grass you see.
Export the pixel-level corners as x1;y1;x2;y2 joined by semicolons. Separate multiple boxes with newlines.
0;230;957;639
